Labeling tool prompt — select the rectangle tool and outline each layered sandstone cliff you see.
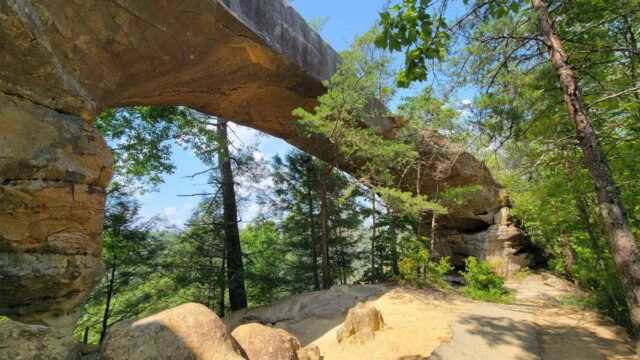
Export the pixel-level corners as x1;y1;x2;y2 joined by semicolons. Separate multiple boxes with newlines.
0;0;529;333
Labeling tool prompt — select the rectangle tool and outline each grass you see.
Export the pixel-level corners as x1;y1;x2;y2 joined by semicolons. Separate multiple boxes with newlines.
463;287;516;304
512;267;534;281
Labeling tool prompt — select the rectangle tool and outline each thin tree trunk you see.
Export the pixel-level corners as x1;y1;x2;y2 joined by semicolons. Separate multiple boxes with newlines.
217;120;247;311
623;15;640;103
320;168;332;289
533;0;640;336
218;240;226;318
575;195;602;254
415;163;422;243
340;243;347;284
388;205;400;276
430;211;437;255
559;232;575;281
371;193;377;282
99;265;116;344
206;242;214;310
307;163;320;291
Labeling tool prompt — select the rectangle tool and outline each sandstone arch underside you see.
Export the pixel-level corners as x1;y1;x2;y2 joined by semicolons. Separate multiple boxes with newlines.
0;0;533;333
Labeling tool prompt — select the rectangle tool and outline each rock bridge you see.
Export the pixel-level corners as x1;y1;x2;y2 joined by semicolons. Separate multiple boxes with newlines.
0;0;531;333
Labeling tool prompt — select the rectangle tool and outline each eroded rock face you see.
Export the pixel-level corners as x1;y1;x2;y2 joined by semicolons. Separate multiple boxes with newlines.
0;0;530;334
336;302;385;344
435;207;540;273
0;319;84;360
232;323;303;360
101;303;246;360
0;93;112;334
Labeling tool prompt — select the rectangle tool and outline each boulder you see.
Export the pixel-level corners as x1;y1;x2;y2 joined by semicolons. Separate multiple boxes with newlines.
231;323;303;360
0;319;83;360
296;345;321;360
101;303;246;360
336;302;384;344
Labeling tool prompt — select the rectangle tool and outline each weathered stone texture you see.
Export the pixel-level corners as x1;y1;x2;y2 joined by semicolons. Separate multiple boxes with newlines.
0;319;84;360
0;0;531;337
231;323;303;360
0;93;112;333
435;207;535;272
296;345;321;360
101;303;246;360
336;302;385;344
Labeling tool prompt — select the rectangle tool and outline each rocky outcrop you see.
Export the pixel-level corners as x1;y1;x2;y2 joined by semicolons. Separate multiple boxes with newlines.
101;303;246;360
435;207;540;273
0;0;529;333
296;345;321;360
231;323;304;360
0;93;112;334
336;302;385;344
224;284;388;332
0;319;85;360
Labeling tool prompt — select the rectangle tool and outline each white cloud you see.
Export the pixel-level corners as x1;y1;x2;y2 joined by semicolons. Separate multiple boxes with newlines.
161;202;195;228
252;151;265;161
461;99;473;107
228;123;263;149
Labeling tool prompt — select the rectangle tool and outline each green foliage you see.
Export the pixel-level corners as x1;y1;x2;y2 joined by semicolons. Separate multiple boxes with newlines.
266;150;366;290
376;0;523;86
75;193;172;343
242;220;288;306
95;106;199;191
460;257;514;304
307;16;329;32
512;267;533;281
377;187;446;222
398;238;452;287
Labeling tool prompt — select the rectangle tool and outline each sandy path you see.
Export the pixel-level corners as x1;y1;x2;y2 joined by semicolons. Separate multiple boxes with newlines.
308;287;474;360
224;274;636;359
430;273;636;360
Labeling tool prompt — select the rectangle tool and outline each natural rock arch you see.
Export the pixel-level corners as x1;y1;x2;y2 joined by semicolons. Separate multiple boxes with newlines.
0;0;530;333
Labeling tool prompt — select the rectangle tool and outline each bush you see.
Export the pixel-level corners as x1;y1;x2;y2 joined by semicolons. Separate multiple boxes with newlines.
460;257;514;303
399;247;453;287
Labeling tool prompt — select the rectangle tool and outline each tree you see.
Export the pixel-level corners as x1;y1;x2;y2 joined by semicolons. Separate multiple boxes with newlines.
74;193;168;344
216;120;248;310
266;150;365;289
94;106;199;192
168;198;228;316
377;0;640;336
293;30;404;288
531;0;640;334
241;219;288;305
267;150;323;291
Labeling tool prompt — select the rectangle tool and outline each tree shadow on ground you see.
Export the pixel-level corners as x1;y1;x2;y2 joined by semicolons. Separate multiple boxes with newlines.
443;312;634;360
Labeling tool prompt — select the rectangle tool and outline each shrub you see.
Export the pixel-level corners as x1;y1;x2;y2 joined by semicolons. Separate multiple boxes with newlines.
399;247;453;287
460;257;514;303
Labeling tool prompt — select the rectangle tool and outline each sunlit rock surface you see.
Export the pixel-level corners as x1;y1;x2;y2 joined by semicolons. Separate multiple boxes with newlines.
232;323;304;360
0;0;530;332
101;303;246;360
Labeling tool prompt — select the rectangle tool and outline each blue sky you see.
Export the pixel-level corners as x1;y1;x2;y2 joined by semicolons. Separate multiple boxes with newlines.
137;0;472;227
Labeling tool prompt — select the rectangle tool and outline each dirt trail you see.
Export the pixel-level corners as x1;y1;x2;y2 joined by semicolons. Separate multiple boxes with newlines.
307;286;474;360
224;273;636;359
430;273;636;360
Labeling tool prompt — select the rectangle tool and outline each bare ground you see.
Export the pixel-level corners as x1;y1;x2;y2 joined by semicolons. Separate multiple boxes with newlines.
224;273;637;360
